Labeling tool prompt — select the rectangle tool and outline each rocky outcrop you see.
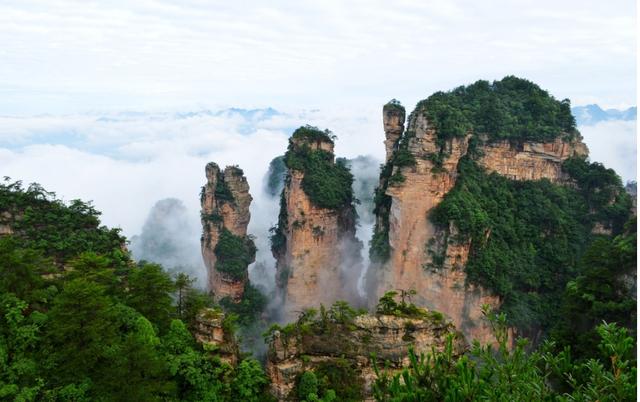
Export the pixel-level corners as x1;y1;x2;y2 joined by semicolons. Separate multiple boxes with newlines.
369;106;589;344
383;101;406;162
478;136;588;182
0;211;14;236
273;129;362;321
193;308;239;365
266;311;466;400
200;163;254;301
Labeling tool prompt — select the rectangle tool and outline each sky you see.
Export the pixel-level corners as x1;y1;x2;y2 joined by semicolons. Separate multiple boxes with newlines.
0;1;636;276
0;0;636;114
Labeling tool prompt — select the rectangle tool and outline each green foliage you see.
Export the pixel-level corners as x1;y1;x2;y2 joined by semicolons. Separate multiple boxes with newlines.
429;157;631;333
232;359;270;401
0;236;50;303
214;176;235;203
0;181;273;401
562;156;632;232
375;290;429;319
315;359;363;401
263;301;366;345
214;228;256;281
383;99;405;114
372;310;636;401
219;282;267;327
416;76;577;143
0;294;45;400
371;77;583;265
369;165;393;262
284;126;355;210
369;131;417;262
290;125;336;144
552;218;636;359
269;190;288;258
0;179;126;262
126;261;176;332
297;371;319;400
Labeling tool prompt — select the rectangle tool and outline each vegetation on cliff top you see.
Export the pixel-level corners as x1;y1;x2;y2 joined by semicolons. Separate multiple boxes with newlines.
383;98;405;114
416;75;578;143
0;179;126;262
430;156;632;333
284;125;354;210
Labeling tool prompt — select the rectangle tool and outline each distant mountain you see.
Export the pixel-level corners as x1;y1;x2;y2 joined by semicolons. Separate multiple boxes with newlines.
572;104;636;126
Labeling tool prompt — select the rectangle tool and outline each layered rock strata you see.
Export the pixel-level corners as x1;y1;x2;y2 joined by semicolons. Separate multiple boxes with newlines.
369;105;588;344
266;312;465;400
193;308;239;365
200;163;254;301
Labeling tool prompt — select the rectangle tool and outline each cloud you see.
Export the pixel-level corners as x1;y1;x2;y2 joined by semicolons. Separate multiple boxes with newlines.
579;120;637;183
0;108;386;289
0;106;634;295
0;1;635;114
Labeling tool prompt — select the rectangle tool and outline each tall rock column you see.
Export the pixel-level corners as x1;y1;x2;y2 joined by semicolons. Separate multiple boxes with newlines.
383;100;406;162
368;100;588;344
271;126;362;320
201;163;255;301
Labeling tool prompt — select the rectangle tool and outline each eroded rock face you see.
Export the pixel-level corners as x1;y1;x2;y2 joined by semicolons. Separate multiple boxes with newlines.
201;163;254;301
0;211;14;236
266;312;466;400
383;102;406;162
193;308;238;365
478;136;588;182
369;106;589;344
274;136;362;321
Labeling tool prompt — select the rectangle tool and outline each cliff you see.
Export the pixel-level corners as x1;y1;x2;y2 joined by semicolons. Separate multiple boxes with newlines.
368;83;591;344
272;126;362;320
200;163;255;301
193;308;239;365
265;305;465;400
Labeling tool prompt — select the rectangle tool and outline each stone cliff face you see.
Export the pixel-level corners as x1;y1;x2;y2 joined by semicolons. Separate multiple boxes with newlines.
193;308;239;365
369;105;589;344
273;132;362;321
266;312;465;400
478;136;588;182
382;101;406;162
0;211;14;236
201;162;254;301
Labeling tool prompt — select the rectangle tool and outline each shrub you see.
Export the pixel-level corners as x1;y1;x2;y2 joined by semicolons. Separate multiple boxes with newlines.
214;229;256;281
284;127;355;210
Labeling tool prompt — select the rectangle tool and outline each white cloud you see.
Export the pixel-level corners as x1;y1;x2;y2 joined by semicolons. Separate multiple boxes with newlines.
579;120;637;183
0;0;635;114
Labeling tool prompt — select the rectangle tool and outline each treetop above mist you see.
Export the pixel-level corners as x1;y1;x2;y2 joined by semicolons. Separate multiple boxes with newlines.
416;75;578;143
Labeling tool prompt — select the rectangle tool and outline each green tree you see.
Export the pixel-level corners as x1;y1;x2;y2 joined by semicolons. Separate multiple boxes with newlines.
126;261;175;332
0;294;45;400
44;278;119;390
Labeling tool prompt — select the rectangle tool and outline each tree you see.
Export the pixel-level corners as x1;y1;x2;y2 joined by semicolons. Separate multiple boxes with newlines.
175;272;196;319
44;278;119;388
126;262;175;332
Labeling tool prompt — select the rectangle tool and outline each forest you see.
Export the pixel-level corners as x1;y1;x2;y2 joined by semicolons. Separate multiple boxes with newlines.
0;172;636;400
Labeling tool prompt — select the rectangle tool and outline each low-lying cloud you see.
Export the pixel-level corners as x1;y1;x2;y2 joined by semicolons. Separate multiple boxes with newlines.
579;119;636;183
0;107;635;288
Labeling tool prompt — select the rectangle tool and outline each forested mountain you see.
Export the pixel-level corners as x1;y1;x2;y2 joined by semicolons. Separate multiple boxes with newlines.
1;77;636;401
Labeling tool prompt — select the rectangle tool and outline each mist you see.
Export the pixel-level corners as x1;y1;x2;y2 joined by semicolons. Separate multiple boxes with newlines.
130;198;206;286
0;107;635;307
